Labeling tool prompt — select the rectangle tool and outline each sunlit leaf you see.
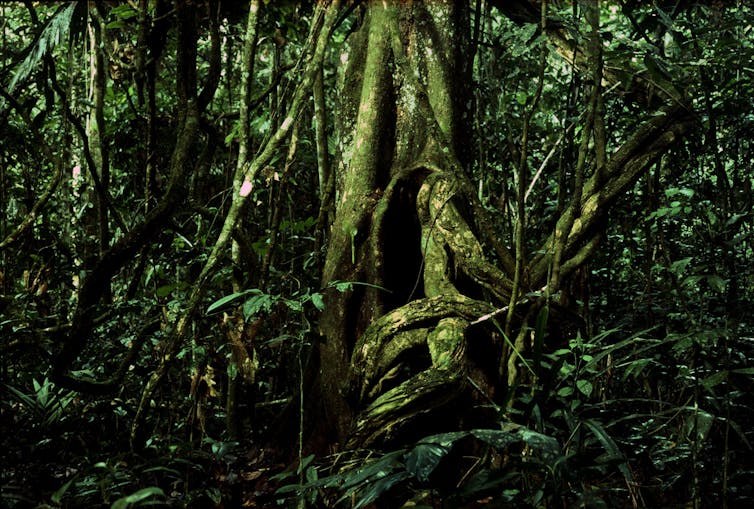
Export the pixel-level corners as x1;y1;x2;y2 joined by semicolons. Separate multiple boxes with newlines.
311;292;325;311
207;289;261;314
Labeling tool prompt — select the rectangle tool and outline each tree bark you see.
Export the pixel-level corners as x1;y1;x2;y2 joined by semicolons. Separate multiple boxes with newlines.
320;1;508;447
318;0;694;450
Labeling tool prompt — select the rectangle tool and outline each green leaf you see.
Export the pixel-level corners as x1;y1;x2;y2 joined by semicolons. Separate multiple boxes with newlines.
405;443;452;482
51;475;77;504
327;280;391;293
331;281;353;292
273;483;304;494
414;431;469;450
707;209;718;225
155;283;186;298
227;362;238;380
472;426;560;461
311;292;325;311
471;428;521;450
352;471;411;509
110;487;164;509
36;385;53;411
305;464;318;483
685;410;715;443
243;293;275;320
297;454;315;474
105;20;127;29
8;3;80;93
706;274;727;293
682;275;703;288
583;419;633;484
623;357;654;380
141;466;181;476
207;289;261;314
109;4;138;20
725;212;747;227
576;379;593;397
265;334;297;346
283;298;303;312
665;187;694;198
655;7;675;29
338;451;404;489
5;383;36;408
224;122;241;146
669;257;693;276
281;216;317;233
643;54;666;79
701;370;728;390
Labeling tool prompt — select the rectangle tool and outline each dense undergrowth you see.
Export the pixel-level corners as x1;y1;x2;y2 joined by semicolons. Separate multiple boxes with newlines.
3;270;753;507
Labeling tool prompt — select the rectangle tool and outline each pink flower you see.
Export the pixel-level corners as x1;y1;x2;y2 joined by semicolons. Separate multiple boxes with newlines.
240;177;253;197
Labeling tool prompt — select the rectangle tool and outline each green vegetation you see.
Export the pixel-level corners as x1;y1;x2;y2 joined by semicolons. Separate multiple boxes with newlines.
1;1;752;508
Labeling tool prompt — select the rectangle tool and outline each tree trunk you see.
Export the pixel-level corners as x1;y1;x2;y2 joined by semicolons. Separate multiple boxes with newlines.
318;1;693;450
320;1;507;447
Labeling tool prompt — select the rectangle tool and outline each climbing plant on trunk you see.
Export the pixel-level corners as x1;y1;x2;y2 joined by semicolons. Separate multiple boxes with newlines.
318;0;694;449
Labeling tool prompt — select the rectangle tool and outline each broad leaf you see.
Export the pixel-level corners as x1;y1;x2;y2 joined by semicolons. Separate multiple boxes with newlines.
405;442;452;482
206;289;261;314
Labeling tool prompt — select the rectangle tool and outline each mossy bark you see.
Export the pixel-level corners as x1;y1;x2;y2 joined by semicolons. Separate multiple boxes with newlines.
320;1;501;448
319;1;694;449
